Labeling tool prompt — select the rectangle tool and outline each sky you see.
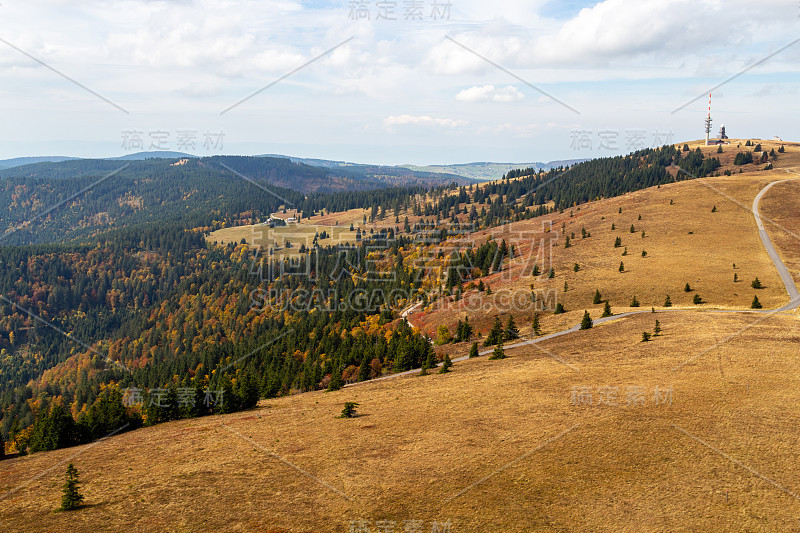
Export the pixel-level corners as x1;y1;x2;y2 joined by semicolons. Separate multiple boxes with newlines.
0;0;798;165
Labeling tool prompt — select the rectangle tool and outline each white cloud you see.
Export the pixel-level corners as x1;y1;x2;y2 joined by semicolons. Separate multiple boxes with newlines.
456;85;524;103
383;115;469;129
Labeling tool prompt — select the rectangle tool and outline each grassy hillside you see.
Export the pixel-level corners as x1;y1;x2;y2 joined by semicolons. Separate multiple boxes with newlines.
2;310;799;532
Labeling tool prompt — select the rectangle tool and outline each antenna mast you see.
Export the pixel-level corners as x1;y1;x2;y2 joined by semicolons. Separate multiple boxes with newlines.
705;94;712;146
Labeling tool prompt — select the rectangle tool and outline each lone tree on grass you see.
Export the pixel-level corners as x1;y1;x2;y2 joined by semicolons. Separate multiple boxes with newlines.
664;295;673;307
593;289;602;305
641;331;652;342
60;463;84;511
580;311;593;330
505;315;519;340
751;278;763;289
684;283;692;292
734;273;738;282
339;402;359;418
438;354;453;374
654;320;662;336
548;268;555;279
469;342;479;358
554;302;566;315
614;237;622;248
693;294;703;305
573;263;580;272
751;295;763;309
532;314;541;336
489;343;506;360
601;302;612;318
619;261;625;273
630;295;640;307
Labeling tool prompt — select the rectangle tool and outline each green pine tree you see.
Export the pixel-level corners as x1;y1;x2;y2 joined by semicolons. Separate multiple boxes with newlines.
484;317;504;346
532;314;541;336
619;261;625;273
580;310;593;330
593;289;602;305
641;331;651;342
664;295;673;307
601;301;612;317
751;295;763;309
60;463;84;511
339;402;359;418
653;320;662;336
438;354;453;374
630;295;640;307
469;342;479;358
505;315;520;340
489;343;506;360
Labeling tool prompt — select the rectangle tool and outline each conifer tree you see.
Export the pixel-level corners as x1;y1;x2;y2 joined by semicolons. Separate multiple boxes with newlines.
505;315;520;340
60;463;84;511
684;283;692;292
601;302;612;317
693;294;703;305
548;268;555;279
664;295;672;307
532;314;541;336
580;310;593;330
469;342;479;358
614;237;622;248
751;278;762;289
339;402;359;418
619;261;625;273
751;295;763;309
573;263;580;272
654;320;662;336
630;295;640;307
484;317;504;346
438;354;453;374
531;264;540;277
554;302;566;314
489;343;506;360
593;289;602;305
641;331;651;342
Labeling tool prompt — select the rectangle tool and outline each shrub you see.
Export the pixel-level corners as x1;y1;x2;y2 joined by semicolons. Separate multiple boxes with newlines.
339;402;359;418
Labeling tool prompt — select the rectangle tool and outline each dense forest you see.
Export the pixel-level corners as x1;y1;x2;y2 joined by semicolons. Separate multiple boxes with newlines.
0;144;724;455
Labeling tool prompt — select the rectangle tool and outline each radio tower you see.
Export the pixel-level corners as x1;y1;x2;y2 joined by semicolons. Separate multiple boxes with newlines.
704;94;712;146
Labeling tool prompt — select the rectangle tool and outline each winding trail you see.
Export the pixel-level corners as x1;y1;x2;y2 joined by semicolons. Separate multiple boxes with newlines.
352;178;800;385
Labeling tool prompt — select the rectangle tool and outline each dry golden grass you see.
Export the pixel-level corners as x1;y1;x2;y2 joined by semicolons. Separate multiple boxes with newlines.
2;311;800;532
412;146;799;339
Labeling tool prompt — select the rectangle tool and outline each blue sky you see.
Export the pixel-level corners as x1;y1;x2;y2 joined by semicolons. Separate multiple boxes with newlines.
0;0;797;165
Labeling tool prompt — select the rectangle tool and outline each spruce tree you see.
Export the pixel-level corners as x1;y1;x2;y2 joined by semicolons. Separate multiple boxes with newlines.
601;302;612;317
532;314;541;336
664;295;672;307
654;320;662;336
548;268;555;279
641;331;651;342
339;402;359;418
505;315;519;340
469;342;479;358
614;236;622;248
484;317;503;346
554;303;566;314
734;273;738;282
60;463;84;511
684;283;692;292
580;310;593;330
531;264;540;277
573;263;580;272
489;343;506;360
630;295;640;307
693;294;703;305
438;354;453;374
593;289;602;305
751;278;762;289
619;261;625;273
751;295;763;309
